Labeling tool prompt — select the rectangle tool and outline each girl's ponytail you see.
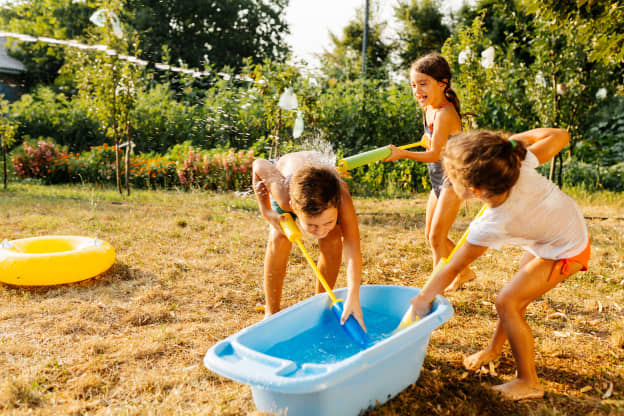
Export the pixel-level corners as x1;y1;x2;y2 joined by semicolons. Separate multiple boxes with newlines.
508;139;527;162
444;84;461;118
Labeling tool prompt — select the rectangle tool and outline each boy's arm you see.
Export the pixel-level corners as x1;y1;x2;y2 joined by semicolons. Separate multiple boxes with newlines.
508;128;570;165
337;183;366;330
411;242;487;317
252;159;289;230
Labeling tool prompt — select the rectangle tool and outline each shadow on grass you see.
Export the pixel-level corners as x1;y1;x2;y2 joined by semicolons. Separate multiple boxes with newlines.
365;355;623;416
365;356;529;416
0;262;152;296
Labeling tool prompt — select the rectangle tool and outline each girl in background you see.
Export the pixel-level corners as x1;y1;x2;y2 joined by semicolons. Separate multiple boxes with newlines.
384;53;475;291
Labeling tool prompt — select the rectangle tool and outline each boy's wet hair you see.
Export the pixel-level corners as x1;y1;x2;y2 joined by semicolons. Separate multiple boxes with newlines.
411;53;461;117
443;130;528;196
290;164;341;216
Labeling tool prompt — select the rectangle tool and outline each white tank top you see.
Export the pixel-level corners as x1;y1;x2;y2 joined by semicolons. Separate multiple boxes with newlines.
467;151;588;260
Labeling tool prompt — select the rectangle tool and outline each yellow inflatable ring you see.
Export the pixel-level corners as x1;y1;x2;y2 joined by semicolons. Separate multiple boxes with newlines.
0;236;115;286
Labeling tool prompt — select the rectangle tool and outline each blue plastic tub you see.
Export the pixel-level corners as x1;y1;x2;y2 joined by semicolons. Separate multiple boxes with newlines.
204;285;453;416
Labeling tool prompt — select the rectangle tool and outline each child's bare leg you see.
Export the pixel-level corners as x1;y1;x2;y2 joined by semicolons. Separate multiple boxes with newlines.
429;187;475;291
424;191;437;255
263;227;291;316
464;252;535;370
464;319;507;370
492;256;582;400
316;225;343;293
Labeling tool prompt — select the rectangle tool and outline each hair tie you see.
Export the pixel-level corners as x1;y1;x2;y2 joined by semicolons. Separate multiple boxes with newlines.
509;139;517;148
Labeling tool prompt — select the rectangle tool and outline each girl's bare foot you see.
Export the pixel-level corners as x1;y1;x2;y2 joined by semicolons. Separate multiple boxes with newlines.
445;268;476;292
463;348;500;371
492;378;544;400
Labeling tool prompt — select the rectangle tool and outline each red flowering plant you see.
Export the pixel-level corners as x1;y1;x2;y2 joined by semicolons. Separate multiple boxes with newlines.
177;147;254;191
12;139;69;184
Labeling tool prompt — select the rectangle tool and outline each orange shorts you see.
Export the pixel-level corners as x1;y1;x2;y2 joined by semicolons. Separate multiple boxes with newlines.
548;239;591;282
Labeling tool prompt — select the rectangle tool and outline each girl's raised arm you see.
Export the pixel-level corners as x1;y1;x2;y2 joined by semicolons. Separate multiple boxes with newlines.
508;128;570;165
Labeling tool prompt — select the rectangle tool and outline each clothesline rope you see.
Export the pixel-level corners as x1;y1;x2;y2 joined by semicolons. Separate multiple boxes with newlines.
0;30;262;83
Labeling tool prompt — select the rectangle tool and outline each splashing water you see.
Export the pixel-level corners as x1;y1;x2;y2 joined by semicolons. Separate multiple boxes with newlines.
295;134;338;168
237;134;338;198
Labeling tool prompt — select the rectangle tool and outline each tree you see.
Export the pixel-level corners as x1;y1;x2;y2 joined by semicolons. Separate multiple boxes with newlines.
394;0;451;69
1;0;291;87
320;3;392;80
455;0;533;65
523;0;624;65
443;3;623;184
0;97;19;190
125;0;291;72
61;0;145;195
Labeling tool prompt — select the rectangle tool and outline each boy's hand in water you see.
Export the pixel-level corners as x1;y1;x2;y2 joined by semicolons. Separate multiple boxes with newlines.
342;292;367;332
382;144;404;162
410;295;432;321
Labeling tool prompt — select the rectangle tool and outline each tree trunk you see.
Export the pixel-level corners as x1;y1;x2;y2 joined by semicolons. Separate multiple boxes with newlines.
115;139;121;194
112;78;121;194
556;152;563;188
549;71;558;182
125;122;131;196
271;108;282;159
2;143;7;190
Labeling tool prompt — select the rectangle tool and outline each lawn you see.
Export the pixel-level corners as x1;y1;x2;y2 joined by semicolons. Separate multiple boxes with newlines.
0;184;623;415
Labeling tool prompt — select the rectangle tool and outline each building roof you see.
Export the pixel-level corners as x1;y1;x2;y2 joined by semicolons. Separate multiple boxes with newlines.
0;37;26;74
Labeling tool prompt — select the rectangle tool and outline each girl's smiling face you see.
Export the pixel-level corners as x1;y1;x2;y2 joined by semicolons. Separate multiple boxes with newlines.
296;207;338;239
410;70;447;108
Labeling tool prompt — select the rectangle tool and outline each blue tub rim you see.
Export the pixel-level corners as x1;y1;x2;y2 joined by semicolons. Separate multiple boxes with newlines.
203;284;453;394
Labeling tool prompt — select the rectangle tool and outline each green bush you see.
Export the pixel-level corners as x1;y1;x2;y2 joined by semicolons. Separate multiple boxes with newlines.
576;97;624;167
132;84;205;154
10;87;104;152
553;159;624;192
347;159;430;197
312;79;422;155
177;147;254;191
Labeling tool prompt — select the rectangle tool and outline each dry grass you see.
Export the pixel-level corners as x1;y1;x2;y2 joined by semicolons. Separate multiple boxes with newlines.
0;183;623;415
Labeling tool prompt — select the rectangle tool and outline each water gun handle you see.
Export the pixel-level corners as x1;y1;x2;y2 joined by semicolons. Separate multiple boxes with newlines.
395;305;420;332
279;213;301;243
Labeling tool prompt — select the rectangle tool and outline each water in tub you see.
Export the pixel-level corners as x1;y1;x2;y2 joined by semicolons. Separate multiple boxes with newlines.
264;307;397;366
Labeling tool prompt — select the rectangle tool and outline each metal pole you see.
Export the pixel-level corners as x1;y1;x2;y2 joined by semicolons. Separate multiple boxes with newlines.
361;0;369;77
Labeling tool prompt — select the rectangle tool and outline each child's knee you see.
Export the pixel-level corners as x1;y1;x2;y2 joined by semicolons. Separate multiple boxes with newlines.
495;289;519;316
428;229;445;249
268;229;291;249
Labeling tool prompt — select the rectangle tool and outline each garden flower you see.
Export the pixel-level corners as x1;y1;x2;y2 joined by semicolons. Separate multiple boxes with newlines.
595;88;607;100
535;72;547;87
458;47;472;65
480;46;495;69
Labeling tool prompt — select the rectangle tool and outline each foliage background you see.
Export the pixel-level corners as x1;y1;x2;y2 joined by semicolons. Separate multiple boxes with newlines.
1;0;623;195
